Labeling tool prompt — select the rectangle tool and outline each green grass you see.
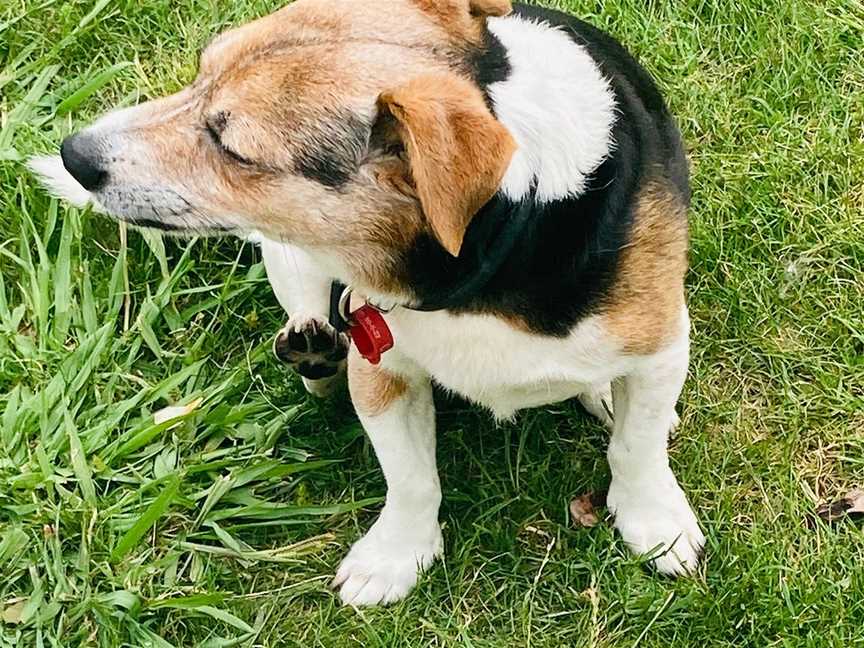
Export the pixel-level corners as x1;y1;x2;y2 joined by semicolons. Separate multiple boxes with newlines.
1;0;863;646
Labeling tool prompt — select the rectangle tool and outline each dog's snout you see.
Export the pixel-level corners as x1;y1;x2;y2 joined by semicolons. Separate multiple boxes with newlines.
61;134;108;191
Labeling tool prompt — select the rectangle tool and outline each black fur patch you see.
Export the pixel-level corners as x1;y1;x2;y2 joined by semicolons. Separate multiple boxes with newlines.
404;157;632;336
295;149;352;188
294;113;369;189
468;28;511;108
402;3;689;336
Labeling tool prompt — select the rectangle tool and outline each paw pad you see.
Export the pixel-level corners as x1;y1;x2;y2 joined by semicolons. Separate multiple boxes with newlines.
274;316;349;380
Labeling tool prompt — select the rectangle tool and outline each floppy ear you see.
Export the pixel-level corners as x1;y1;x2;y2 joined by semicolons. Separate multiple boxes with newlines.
413;0;512;19
376;74;516;257
467;0;512;17
411;0;512;42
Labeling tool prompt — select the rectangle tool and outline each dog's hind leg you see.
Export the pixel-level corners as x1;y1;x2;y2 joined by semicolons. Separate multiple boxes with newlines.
605;320;704;576
333;354;443;606
579;384;680;436
258;236;348;397
578;384;615;429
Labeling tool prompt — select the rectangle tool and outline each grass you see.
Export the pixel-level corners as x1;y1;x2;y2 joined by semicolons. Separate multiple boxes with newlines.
1;0;863;645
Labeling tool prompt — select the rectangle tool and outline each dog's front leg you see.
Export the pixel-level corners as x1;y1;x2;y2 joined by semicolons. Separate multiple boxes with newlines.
606;325;705;575
333;353;443;606
258;236;348;396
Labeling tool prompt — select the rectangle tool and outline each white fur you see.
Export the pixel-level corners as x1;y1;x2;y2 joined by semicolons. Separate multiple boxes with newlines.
259;236;347;397
259;237;332;316
87;103;152;132
333;366;442;606
487;15;617;203
605;320;705;575
381;309;702;579
27;155;93;208
244;230;265;245
382;309;626;421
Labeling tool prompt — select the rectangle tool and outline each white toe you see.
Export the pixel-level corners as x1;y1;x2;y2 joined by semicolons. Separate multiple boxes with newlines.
608;475;704;576
668;409;682;439
334;522;443;607
302;373;345;398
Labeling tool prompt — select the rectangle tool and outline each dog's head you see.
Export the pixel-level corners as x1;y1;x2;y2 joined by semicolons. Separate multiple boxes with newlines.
31;0;516;295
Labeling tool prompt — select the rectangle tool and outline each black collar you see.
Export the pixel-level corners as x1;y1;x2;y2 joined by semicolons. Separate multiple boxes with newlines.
407;187;538;312
329;187;538;330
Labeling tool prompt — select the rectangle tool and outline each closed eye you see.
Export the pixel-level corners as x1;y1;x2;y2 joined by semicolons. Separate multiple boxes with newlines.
204;122;254;166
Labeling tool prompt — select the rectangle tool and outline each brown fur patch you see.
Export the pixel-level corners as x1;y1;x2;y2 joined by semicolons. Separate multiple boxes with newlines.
411;0;511;41
380;74;517;256
469;0;512;17
348;353;408;417
602;181;689;355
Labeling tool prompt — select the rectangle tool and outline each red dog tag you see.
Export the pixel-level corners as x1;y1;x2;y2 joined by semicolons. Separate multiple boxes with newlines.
348;305;394;365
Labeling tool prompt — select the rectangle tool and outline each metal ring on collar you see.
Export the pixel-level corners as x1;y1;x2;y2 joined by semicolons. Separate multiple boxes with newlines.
337;285;354;325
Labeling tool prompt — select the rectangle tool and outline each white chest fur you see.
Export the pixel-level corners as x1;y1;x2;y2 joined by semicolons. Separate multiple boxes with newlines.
381;309;628;420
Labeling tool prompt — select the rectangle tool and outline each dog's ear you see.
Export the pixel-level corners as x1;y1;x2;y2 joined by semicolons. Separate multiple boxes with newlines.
375;74;516;257
467;0;512;17
418;0;512;18
410;0;512;43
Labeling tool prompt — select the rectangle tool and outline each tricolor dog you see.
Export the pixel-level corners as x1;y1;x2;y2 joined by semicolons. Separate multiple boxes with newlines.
31;0;705;606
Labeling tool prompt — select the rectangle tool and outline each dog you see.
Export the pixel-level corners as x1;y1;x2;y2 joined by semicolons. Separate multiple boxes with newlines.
31;0;705;606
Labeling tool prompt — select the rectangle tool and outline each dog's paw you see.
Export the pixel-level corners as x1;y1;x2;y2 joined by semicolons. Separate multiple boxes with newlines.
332;521;443;607
273;315;348;394
608;475;704;576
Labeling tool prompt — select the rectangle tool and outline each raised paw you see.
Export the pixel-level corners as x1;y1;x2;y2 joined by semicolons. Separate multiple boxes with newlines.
608;475;705;576
274;315;349;393
332;521;443;607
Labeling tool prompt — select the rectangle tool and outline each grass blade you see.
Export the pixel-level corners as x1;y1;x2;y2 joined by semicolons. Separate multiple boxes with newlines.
52;207;74;344
0;64;59;149
66;412;96;507
56;62;132;115
193;606;254;635
111;474;182;562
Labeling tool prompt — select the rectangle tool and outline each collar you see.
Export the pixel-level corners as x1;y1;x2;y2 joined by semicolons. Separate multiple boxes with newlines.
406;187;538;312
328;187;538;364
328;281;393;365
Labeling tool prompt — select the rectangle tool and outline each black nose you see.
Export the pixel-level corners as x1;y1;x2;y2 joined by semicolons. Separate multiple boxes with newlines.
61;134;108;191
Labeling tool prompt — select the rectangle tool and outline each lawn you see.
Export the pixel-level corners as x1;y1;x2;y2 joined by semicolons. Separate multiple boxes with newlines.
1;0;863;646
